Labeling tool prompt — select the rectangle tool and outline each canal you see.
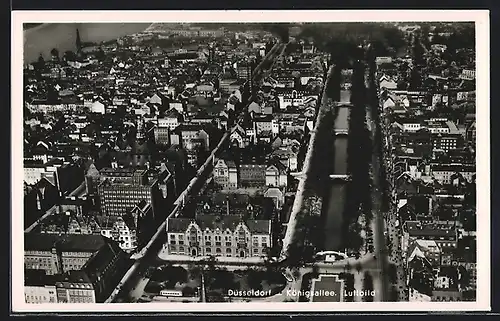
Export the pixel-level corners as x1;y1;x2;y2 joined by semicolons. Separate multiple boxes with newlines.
322;89;351;252
24;23;151;64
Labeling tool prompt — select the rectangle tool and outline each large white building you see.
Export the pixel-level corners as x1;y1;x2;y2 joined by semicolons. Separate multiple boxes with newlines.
165;215;272;258
25;284;58;304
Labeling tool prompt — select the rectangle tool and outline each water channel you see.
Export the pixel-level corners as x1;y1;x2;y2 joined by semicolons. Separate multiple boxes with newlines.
322;89;351;252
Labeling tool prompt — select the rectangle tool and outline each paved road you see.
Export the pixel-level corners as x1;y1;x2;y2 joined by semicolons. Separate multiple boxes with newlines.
249;259;383;302
365;66;408;301
386;208;409;300
128;277;150;302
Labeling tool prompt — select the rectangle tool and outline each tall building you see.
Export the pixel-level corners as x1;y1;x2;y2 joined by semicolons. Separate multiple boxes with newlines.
97;168;157;217
154;127;170;145
85;163;100;199
213;159;238;189
208;44;215;64
96;166;175;220
76;28;82;54
236;62;252;80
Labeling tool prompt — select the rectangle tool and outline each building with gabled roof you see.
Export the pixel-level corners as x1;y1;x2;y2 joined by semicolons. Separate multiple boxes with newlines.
269;146;298;171
265;162;288;188
165;214;272;259
24;233;123;276
54;236;128;303
213;158;238;189
407;239;442;267
95;215;137;252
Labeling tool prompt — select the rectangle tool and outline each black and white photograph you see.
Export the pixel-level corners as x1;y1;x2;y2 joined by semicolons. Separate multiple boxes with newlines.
11;10;490;312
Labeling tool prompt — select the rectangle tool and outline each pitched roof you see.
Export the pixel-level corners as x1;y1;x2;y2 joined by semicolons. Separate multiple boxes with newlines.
81;237;122;281
24;233;110;253
86;163;100;177
266;158;288;174
35;176;56;189
122;212;137;230
167;215;271;234
58;234;108;252
407;239;441;262
271;146;297;158
220;159;237;168
164;108;182;118
173;123;204;133
407;222;457;238
24;233;60;252
95;215;121;230
230;124;246;136
25;269;57;286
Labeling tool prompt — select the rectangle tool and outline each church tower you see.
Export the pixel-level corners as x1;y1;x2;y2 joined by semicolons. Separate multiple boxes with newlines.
76;28;82;54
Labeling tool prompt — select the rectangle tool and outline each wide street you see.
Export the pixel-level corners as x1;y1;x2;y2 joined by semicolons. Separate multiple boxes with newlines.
365;67;408;302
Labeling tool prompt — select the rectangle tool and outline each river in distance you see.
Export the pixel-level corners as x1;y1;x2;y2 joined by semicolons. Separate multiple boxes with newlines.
23;23;151;64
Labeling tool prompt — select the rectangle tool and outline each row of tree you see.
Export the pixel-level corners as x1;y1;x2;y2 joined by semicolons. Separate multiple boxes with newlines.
341;60;373;254
286;201;324;268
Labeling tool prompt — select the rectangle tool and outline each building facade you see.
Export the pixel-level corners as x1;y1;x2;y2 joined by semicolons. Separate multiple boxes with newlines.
240;164;267;187
25;284;58;303
213;159;238;189
56;276;96;303
165;215;271;258
97;215;138;252
97;168;158;217
154;127;170;145
265;165;288;188
24;270;58;303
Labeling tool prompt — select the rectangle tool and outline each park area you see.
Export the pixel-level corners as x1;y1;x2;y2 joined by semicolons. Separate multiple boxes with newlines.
143;264;201;298
205;267;287;302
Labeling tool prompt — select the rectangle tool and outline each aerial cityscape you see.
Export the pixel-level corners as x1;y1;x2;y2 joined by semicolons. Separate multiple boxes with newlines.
20;20;478;305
